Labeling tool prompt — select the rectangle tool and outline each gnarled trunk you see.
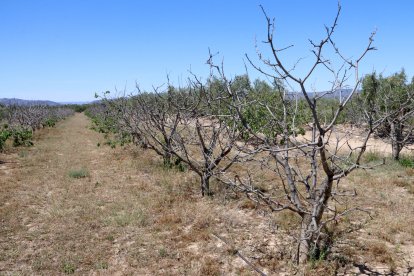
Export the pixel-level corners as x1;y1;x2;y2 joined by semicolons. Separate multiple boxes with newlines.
390;121;403;160
163;152;172;167
297;213;312;264
201;174;211;197
297;177;334;264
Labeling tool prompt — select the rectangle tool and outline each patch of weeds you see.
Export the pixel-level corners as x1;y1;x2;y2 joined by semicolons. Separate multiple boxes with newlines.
18;150;28;158
309;244;330;269
112;209;148;227
158;247;168;258
31;253;54;271
68;168;89;179
105;234;115;242
32;258;45;271
95;261;109;269
62;262;76;274
176;162;187;172
94;181;101;188
363;150;383;163
162;156;187;172
399;156;414;168
0;245;19;261
104;140;117;149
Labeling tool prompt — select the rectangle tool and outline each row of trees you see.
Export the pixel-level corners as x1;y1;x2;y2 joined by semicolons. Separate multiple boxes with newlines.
86;4;413;266
361;70;414;160
0;104;74;151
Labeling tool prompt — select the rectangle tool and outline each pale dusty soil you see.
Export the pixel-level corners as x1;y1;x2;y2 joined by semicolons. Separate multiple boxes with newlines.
1;113;414;275
300;125;414;155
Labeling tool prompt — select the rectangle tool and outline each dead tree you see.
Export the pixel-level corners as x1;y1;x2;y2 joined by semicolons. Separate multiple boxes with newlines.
126;84;184;167
0;105;74;149
216;4;380;264
166;74;244;196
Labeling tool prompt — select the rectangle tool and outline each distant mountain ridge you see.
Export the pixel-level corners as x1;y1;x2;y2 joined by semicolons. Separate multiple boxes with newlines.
0;90;357;107
0;98;61;106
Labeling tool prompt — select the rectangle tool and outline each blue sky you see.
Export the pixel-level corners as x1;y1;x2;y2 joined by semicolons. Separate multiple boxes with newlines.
0;1;413;102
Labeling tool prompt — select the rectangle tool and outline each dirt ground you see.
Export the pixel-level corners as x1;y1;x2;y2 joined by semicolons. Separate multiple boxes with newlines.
1;113;414;275
0;113;275;275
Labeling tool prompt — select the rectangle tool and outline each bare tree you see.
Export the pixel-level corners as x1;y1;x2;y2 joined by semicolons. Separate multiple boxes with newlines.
0;105;74;149
94;86;185;166
215;4;380;264
131;84;187;168
166;74;244;196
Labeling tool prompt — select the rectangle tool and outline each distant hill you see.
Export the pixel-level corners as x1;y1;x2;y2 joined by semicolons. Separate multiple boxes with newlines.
59;101;92;105
0;98;61;106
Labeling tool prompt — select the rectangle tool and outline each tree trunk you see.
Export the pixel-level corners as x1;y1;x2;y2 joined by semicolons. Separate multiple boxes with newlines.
390;121;402;160
201;174;211;197
297;177;334;265
297;213;312;264
163;151;172;168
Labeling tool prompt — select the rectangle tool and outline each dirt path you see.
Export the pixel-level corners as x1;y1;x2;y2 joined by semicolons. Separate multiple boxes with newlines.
0;113;154;274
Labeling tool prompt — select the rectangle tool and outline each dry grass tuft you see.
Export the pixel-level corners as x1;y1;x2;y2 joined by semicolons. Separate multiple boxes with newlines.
68;167;89;178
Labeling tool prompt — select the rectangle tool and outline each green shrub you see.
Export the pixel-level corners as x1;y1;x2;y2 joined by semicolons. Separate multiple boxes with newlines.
43;118;57;127
12;129;33;147
399;156;414;168
0;128;11;151
68;168;89;179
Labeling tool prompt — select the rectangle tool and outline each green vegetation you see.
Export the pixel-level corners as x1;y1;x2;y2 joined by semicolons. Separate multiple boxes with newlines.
363;150;384;163
12;129;33;147
68;168;89;179
362;70;414;160
0;125;12;151
399;156;414;168
0;105;75;153
62;262;76;274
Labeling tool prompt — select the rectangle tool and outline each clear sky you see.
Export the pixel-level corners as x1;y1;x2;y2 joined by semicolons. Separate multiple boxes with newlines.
1;1;413;102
